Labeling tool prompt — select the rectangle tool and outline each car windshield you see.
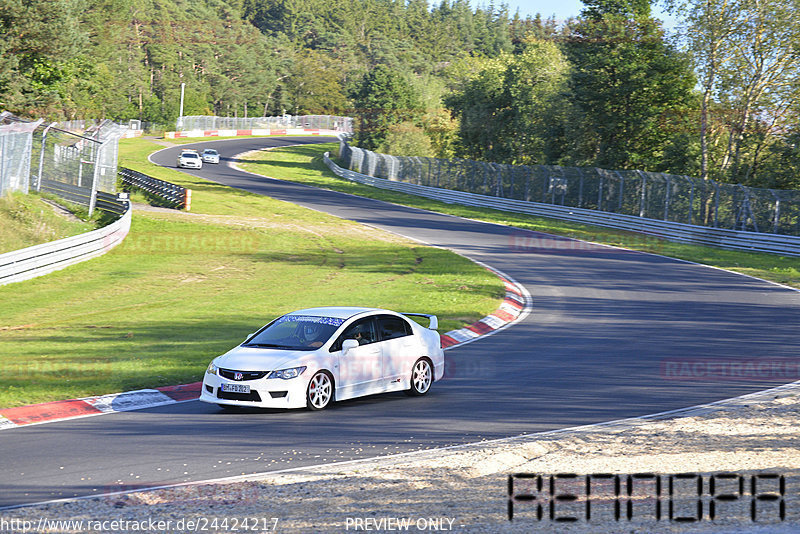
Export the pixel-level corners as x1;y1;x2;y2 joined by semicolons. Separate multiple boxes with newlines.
243;315;344;351
204;150;218;155
183;153;199;158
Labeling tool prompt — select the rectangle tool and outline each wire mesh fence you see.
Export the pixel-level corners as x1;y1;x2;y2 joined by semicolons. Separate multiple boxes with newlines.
1;113;125;215
0;113;42;196
30;120;125;196
177;114;354;132
339;139;800;236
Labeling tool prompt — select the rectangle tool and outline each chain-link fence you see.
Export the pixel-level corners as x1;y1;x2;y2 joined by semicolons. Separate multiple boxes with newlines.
1;113;125;215
177;114;353;132
0;113;43;196
339;139;800;236
30;119;125;209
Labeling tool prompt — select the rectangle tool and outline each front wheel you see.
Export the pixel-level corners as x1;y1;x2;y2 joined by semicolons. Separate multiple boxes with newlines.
406;358;433;396
306;371;334;410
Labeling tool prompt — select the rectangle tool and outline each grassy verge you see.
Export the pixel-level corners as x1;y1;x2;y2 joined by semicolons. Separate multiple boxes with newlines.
0;138;504;408
236;143;800;290
0;192;97;254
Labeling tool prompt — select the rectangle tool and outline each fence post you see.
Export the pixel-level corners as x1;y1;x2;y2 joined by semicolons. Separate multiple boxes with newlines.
36;123;55;192
772;192;780;234
637;170;647;218
596;168;604;211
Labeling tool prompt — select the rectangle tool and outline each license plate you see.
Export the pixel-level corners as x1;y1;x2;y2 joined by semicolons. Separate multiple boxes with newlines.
221;383;250;394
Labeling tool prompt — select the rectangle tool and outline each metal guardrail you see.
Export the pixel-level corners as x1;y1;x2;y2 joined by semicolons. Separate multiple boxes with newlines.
118;168;191;210
338;139;800;237
323;153;800;257
38;180;128;216
0;199;132;286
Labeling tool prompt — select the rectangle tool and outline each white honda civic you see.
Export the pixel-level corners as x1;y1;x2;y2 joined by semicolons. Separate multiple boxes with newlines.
200;307;444;410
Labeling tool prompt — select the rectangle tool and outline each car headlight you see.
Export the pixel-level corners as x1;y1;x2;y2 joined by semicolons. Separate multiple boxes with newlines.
267;366;307;380
206;362;218;376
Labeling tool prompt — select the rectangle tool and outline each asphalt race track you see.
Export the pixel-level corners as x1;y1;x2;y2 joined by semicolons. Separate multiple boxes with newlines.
0;136;798;508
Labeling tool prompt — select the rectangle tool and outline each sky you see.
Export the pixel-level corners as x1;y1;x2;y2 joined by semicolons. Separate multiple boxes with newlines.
471;1;679;29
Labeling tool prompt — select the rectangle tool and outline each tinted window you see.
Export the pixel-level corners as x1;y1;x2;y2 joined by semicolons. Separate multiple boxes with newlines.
331;318;377;352
244;315;344;351
377;315;411;341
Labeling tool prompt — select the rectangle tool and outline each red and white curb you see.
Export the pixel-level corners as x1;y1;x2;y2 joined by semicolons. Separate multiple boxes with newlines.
440;266;531;349
164;128;342;139
0;383;201;430
0;269;531;431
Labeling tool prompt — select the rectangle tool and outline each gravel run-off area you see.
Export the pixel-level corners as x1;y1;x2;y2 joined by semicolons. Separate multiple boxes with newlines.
2;379;799;533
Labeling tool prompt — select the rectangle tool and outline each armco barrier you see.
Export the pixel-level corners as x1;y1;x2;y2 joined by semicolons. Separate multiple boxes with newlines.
119;167;191;210
0;200;132;286
323;153;800;257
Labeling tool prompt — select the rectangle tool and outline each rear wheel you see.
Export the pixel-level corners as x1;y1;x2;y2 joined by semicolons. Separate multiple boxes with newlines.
306;371;334;410
406;358;433;396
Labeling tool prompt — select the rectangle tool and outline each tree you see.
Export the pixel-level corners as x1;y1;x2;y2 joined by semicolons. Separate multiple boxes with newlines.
670;0;800;184
285;49;349;115
378;122;435;157
444;41;572;165
443;55;508;162
351;65;421;150
716;0;800;181
675;0;744;180
582;0;652;19
0;0;88;116
564;14;696;170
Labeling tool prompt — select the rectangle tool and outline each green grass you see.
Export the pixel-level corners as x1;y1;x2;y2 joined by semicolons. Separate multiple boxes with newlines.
0;137;504;408
0;192;96;254
236;143;800;290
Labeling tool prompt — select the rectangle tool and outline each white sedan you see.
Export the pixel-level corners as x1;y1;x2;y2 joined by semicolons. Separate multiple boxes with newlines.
200;307;444;410
201;148;220;163
177;150;202;169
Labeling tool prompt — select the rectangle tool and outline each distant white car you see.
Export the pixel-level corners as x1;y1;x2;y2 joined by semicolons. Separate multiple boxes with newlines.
201;148;220;164
177;150;202;169
200;307;444;410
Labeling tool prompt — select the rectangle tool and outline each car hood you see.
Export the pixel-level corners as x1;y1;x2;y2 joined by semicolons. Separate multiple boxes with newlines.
214;346;310;372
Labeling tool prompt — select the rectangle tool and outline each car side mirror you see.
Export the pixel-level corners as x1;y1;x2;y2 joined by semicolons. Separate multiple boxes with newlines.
342;339;359;353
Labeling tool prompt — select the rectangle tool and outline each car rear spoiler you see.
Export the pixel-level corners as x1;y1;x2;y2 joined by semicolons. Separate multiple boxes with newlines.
401;313;438;330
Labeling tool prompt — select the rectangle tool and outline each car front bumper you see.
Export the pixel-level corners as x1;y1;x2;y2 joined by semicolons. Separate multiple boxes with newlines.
199;372;308;409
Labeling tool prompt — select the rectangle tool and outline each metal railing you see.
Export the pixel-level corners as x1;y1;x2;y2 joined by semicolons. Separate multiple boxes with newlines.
324;152;800;257
0;198;132;286
338;139;800;237
177;114;353;133
119;168;191;210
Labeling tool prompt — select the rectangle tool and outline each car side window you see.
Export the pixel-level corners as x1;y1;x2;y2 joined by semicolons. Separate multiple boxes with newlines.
377;315;411;341
330;318;377;352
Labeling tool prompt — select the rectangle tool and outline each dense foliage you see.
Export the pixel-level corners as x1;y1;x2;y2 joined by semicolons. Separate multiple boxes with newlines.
1;0;798;188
